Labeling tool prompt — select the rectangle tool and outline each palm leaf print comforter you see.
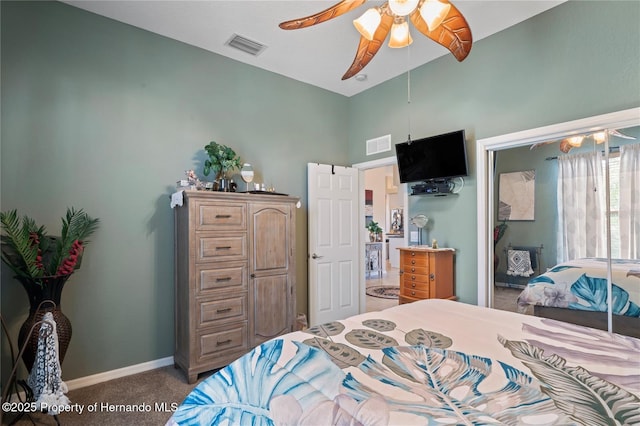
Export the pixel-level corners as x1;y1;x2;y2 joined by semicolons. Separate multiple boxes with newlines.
518;258;640;316
168;299;640;425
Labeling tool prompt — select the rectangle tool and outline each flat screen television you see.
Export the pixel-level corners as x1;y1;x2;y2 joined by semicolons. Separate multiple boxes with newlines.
395;130;468;183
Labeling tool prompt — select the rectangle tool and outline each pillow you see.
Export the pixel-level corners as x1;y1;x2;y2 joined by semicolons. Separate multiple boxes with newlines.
507;249;534;277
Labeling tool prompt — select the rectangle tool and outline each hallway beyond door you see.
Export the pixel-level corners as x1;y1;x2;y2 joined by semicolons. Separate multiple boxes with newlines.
366;265;400;312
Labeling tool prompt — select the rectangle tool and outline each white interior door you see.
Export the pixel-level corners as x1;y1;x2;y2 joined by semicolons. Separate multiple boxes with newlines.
308;163;361;326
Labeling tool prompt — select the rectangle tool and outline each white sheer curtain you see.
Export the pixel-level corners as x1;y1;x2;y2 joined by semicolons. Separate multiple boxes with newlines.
557;151;606;262
619;143;640;259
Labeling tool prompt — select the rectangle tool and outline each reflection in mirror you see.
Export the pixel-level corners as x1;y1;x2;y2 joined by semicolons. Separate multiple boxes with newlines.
512;127;640;337
495;127;639;263
477;108;640;338
492;126;640;338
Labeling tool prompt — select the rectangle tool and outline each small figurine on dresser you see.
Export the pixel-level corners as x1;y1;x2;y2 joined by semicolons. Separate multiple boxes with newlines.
185;170;203;189
177;170;211;190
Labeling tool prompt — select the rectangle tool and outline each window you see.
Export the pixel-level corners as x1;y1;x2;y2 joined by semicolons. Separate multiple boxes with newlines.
605;155;621;258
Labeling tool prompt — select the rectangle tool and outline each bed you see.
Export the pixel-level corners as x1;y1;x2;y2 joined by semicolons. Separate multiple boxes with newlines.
167;299;640;425
517;258;640;338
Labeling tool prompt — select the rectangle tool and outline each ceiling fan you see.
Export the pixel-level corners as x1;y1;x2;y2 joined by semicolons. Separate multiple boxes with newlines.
279;0;472;80
530;129;636;153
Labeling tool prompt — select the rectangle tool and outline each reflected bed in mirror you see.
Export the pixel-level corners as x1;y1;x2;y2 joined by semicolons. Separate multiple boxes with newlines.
517;258;640;338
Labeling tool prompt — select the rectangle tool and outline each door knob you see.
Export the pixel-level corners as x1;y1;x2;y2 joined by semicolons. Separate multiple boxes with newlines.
311;253;323;259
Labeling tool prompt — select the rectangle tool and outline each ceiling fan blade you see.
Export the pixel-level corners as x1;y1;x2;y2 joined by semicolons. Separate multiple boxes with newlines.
279;0;367;30
342;13;393;80
410;1;472;61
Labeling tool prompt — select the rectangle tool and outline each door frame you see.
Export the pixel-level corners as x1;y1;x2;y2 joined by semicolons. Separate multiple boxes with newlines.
353;156;409;312
476;107;640;310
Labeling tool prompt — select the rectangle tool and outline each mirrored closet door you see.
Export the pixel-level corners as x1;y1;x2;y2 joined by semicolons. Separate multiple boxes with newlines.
477;108;640;337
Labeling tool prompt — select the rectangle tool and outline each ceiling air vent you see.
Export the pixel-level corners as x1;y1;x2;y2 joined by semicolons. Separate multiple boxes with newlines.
225;34;267;56
366;134;392;156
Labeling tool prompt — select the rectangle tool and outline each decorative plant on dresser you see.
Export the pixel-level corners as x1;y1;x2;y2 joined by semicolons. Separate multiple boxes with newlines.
173;191;298;383
203;141;242;191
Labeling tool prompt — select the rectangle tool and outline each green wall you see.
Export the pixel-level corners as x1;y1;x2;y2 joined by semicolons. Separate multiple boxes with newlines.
1;0;639;383
347;0;640;303
0;0;349;381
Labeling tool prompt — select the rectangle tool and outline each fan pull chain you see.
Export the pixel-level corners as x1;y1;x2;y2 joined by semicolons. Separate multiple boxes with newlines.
407;43;412;142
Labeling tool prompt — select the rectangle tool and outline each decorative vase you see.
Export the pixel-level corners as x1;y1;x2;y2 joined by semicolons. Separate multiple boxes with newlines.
16;274;73;372
216;171;231;192
369;232;376;242
218;178;230;192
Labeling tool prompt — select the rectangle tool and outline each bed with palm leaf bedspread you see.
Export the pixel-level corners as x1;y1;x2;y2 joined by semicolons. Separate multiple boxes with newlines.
517;258;640;337
168;299;640;425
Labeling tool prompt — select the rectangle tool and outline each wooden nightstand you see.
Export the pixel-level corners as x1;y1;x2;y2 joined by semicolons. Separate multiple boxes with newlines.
398;247;456;304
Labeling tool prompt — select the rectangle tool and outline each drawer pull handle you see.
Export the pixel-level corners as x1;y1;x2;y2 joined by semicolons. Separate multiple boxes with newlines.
411;267;415;272
217;339;232;346
216;246;232;250
411;283;416;288
216;307;232;313
430;273;435;280
216;277;232;282
411;275;416;280
411;260;416;265
215;214;232;218
411;291;416;296
411;252;416;256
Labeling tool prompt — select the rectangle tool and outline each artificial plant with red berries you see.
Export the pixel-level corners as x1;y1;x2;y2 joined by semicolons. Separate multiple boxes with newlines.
0;207;99;281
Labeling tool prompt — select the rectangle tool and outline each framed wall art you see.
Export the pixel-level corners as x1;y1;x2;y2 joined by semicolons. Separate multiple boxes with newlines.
365;189;373;225
498;170;536;221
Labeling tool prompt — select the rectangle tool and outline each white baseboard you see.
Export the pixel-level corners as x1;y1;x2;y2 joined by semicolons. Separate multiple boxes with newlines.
65;356;175;391
5;357;175;402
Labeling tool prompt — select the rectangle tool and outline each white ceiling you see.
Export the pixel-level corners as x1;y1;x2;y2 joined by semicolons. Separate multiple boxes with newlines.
63;0;566;97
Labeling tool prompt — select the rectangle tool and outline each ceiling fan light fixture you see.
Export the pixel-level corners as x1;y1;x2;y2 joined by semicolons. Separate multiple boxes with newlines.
388;0;420;17
353;7;382;41
389;18;413;48
593;131;607;144
278;0;472;79
567;135;584;147
420;0;452;31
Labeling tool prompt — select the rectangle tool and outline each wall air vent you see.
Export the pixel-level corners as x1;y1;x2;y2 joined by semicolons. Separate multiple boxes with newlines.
225;34;267;56
366;134;392;156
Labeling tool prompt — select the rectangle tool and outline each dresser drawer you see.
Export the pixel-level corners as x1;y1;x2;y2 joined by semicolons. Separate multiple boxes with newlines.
197;234;246;262
196;263;247;295
198;323;248;360
196;202;246;231
402;272;430;284
403;252;428;267
401;287;429;299
402;265;429;275
402;278;429;291
198;295;247;327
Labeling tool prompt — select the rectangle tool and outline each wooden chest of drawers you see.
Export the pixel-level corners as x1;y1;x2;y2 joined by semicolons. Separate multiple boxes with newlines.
175;191;298;383
398;247;456;304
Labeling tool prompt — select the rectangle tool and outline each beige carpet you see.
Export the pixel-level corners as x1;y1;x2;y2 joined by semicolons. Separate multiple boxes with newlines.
493;286;533;315
5;365;208;425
